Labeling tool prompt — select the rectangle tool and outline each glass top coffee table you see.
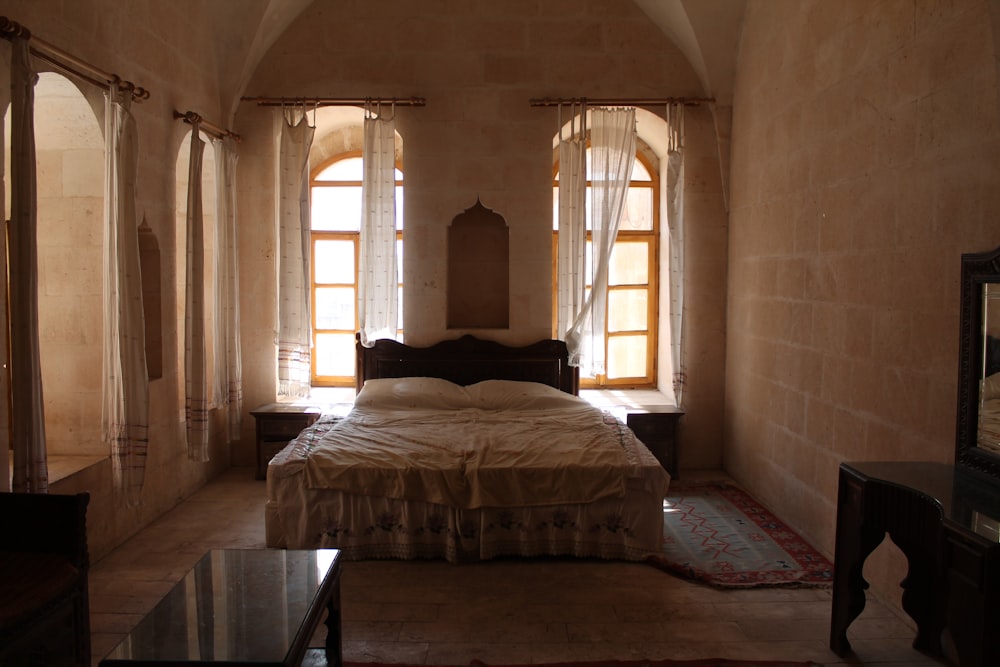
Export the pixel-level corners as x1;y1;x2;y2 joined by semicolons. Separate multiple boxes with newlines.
100;549;342;667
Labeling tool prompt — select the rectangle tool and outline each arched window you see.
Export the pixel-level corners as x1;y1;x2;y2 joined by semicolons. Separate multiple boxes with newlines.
552;146;658;388
309;152;403;386
4;72;105;472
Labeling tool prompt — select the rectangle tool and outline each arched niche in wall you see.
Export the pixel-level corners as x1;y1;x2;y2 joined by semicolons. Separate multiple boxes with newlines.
137;217;162;380
447;198;509;329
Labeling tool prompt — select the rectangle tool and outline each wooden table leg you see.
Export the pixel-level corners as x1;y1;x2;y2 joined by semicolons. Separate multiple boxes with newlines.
830;470;874;655
829;466;947;658
324;575;343;667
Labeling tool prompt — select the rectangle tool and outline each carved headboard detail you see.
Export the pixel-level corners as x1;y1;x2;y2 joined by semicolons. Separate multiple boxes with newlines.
355;334;579;395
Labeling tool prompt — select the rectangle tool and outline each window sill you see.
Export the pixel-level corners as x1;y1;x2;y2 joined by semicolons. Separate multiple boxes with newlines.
6;452;106;490
580;388;677;420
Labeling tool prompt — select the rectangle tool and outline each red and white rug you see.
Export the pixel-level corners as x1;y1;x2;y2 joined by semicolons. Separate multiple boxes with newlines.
646;482;833;588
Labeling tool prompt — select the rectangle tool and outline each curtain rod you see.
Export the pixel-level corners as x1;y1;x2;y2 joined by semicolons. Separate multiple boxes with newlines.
529;96;713;107
173;110;241;142
241;96;426;108
0;16;150;102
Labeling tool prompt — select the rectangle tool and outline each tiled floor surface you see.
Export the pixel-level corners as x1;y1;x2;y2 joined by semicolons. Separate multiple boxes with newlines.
88;467;948;666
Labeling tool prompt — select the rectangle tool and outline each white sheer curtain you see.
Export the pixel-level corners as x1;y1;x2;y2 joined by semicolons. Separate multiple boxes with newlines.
665;103;686;405
184;128;209;461
556;104;587;341
358;104;398;347
565;107;636;374
104;81;150;505
8;36;47;492
275;108;315;397
214;136;242;442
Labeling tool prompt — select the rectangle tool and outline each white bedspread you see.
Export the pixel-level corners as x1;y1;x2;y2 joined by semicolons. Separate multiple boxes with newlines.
304;402;632;508
265;378;671;561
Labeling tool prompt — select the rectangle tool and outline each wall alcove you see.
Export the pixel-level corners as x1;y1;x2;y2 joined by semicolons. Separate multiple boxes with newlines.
447;198;509;329
137;217;163;380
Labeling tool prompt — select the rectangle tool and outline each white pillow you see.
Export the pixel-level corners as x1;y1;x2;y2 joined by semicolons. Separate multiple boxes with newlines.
354;377;471;410
465;379;585;411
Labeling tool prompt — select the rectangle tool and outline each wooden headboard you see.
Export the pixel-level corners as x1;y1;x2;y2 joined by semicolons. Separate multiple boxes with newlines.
355;334;579;395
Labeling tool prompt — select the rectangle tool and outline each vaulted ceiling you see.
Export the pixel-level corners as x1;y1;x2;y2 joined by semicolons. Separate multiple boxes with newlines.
217;0;745;117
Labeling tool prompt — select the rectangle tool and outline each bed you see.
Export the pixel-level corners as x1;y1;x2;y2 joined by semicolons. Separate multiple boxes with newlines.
264;335;671;563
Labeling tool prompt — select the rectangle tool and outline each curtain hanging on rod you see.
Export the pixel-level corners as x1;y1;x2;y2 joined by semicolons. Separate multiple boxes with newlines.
556;100;587;343
665;103;686;407
183;124;209;462
564;107;636;374
174;110;240;142
7;34;48;493
530;96;712;108
104;81;150;506
0;16;149;101
243;96;425;108
358;101;399;347
214;136;243;443
275;107;315;398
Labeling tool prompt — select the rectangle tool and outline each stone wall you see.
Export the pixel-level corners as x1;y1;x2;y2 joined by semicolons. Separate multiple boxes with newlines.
727;0;1000;604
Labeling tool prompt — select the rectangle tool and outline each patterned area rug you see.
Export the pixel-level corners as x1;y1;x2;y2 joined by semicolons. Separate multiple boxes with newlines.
646;481;833;588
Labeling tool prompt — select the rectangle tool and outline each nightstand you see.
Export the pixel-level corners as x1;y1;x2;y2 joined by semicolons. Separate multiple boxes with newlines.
250;403;322;480
626;406;683;478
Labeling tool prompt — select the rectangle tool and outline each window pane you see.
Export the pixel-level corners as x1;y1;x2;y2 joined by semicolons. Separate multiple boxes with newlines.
609;242;648;285
552;187;558;230
631;159;651;181
585;242;593;288
607;335;647;379
397;285;404;331
396;185;404;231
314;333;356;376
315;286;355;330
312;186;362;231
553;186;592;231
554;185;595;231
314;239;355;284
608;289;648;331
315;157;362;181
618;187;653;231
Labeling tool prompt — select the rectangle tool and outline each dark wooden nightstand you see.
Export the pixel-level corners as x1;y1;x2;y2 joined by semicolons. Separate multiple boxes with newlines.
250;403;322;480
626;406;683;478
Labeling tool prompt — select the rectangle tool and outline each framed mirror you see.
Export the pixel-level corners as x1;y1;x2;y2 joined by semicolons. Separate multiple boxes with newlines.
956;245;1000;480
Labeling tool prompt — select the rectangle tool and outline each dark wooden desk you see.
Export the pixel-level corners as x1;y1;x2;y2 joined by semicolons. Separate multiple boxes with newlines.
830;461;1000;666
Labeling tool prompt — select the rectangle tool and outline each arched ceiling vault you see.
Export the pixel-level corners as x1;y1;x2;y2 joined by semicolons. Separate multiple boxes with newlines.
632;0;745;106
224;0;745;119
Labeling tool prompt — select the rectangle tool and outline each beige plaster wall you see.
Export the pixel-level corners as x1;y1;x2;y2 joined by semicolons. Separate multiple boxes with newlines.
727;0;1000;606
233;0;730;470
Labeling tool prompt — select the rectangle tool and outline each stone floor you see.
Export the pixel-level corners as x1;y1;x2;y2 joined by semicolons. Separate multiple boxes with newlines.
88;467;948;666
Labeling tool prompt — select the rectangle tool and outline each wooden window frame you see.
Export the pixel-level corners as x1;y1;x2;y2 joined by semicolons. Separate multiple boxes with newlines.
309;151;403;387
552;150;659;389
